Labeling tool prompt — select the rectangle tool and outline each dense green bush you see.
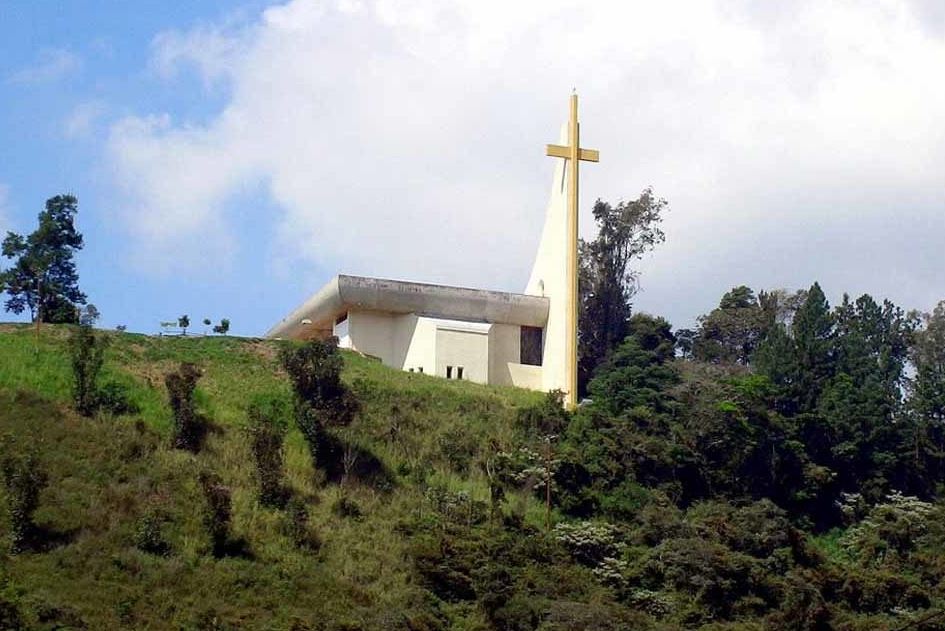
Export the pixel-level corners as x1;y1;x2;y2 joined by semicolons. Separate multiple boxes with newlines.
283;497;321;551
247;393;290;507
132;510;170;556
280;338;359;479
0;442;47;553
69;324;107;416
165;362;205;452
95;380;139;416
199;471;232;557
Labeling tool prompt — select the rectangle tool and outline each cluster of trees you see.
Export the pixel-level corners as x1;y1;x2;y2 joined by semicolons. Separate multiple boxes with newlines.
1;194;233;337
176;315;231;336
436;278;945;626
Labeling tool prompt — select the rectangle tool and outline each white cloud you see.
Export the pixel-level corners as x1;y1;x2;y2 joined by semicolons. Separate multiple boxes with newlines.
63;101;107;139
107;0;945;321
151;20;252;88
9;48;82;85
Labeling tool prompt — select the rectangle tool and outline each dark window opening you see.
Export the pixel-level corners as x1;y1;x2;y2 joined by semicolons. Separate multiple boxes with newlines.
446;365;453;379
457;366;464;380
521;326;543;366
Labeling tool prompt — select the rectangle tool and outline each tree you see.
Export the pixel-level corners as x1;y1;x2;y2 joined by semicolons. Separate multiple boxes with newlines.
587;314;679;421
578;188;667;392
755;283;835;417
0;195;85;323
692;286;767;365
901;302;945;493
213;318;230;335
178;314;190;335
79;304;100;327
69;324;107;416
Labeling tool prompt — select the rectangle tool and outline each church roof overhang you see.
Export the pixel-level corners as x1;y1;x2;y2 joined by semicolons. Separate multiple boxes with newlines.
266;274;550;340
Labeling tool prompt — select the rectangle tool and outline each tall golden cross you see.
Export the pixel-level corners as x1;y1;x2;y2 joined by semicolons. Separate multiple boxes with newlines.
546;93;598;409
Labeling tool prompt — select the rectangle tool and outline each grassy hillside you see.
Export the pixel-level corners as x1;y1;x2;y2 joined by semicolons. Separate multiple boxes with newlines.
0;324;560;630
5;323;943;630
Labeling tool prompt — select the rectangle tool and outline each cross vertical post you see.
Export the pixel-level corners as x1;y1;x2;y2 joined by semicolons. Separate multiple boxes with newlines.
546;94;599;409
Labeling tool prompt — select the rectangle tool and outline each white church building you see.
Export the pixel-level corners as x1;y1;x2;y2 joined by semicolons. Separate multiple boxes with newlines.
267;109;585;397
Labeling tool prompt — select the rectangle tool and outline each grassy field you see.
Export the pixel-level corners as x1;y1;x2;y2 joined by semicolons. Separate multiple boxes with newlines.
0;324;547;629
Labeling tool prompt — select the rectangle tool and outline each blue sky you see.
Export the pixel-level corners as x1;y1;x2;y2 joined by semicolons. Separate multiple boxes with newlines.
0;1;287;335
2;1;944;336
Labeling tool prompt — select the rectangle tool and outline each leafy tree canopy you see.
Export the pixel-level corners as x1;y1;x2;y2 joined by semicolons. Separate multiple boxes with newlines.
0;195;85;323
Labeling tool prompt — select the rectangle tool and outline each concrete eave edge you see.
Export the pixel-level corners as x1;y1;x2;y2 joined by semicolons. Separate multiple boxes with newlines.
266;275;550;340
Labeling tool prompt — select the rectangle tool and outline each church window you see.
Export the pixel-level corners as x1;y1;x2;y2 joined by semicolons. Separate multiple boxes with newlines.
457;366;464;380
520;326;543;366
446;366;453;379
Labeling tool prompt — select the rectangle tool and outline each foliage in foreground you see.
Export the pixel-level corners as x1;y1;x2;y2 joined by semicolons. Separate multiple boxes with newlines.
2;324;945;629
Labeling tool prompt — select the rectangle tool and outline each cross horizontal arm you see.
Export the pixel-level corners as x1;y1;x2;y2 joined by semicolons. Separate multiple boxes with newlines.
545;144;600;162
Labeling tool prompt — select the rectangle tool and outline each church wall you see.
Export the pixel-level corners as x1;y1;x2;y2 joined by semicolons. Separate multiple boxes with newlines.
397;314;437;374
343;309;546;392
347;310;395;364
489;324;545;390
488;324;520;386
435;327;490;383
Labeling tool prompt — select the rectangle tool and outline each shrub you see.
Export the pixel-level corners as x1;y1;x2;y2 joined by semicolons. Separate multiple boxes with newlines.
283;497;321;551
0;588;24;631
553;520;624;567
247;394;290;507
1;446;47;553
840;491;934;566
199;471;232;557
331;494;363;520
435;429;478;475
96;381;140;416
69;324;107;416
280;338;359;477
133;511;170;556
165;363;205;451
213;318;230;335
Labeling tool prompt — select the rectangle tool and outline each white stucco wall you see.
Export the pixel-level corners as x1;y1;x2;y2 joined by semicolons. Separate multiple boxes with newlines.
347;310;395;363
489;324;520;385
345;310;545;390
333;315;351;348
435;327;490;383
398;314;437;375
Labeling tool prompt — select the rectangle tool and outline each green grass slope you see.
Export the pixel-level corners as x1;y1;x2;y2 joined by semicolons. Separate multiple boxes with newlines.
0;324;552;629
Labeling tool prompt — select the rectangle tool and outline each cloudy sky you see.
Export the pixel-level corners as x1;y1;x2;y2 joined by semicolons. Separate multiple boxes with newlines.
1;0;944;335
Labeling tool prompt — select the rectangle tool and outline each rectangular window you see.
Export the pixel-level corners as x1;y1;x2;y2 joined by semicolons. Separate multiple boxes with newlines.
457;366;464;380
520;326;543;366
446;365;453;379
